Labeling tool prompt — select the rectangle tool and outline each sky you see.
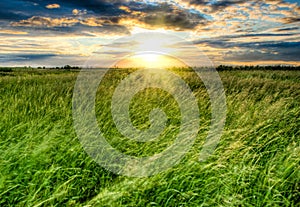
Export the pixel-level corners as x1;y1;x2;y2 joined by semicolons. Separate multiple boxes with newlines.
0;0;299;67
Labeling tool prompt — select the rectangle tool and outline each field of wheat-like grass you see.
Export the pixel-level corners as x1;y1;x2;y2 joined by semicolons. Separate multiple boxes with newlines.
0;68;299;206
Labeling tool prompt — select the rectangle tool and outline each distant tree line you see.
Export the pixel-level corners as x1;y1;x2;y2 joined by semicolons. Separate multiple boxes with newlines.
216;65;300;71
1;65;299;72
37;65;81;70
0;68;13;72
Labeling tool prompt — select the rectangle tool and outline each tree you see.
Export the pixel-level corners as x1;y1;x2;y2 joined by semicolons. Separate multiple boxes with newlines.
63;65;72;69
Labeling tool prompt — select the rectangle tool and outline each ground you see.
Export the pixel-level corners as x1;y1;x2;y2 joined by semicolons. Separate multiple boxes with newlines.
0;68;299;206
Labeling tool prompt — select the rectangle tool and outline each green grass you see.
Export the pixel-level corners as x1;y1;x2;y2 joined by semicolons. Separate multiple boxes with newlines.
0;68;299;206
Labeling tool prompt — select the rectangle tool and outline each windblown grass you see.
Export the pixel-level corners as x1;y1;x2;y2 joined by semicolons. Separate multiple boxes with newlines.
0;69;299;206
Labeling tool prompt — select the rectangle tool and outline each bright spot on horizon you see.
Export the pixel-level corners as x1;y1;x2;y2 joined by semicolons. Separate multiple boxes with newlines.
115;52;188;69
140;53;159;63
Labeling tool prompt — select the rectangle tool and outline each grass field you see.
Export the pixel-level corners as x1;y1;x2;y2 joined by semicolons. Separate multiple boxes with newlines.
0;68;299;206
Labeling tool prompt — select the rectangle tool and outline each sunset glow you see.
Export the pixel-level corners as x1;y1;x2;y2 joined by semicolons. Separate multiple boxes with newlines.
0;0;299;67
116;52;187;69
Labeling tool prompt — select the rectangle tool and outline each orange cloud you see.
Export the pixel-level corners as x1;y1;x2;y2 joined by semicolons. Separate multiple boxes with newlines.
72;9;87;16
80;17;104;27
11;15;123;28
72;9;79;15
11;16;78;27
119;6;131;13
0;29;28;35
45;4;60;9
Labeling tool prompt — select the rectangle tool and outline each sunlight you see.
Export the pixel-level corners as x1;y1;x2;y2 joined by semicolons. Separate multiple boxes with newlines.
112;32;188;69
138;53;159;63
137;38;167;53
115;52;187;69
133;32;177;55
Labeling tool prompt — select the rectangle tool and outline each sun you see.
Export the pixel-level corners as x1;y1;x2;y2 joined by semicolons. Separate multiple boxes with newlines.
115;32;189;69
115;52;187;69
140;54;159;63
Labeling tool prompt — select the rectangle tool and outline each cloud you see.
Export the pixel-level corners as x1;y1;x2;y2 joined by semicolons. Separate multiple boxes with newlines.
0;53;56;62
142;10;203;30
1;0;300;66
117;2;207;30
176;0;249;12
11;16;123;28
276;26;299;32
72;9;87;15
72;9;79;15
224;43;300;62
0;29;28;35
0;53;87;67
196;39;300;62
11;16;78;27
119;5;131;13
10;16;131;37
36;0;123;16
103;40;139;47
10;1;206;32
282;17;300;24
45;4;60;9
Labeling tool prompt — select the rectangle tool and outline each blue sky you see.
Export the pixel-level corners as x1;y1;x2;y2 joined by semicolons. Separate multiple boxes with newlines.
0;0;299;67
